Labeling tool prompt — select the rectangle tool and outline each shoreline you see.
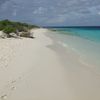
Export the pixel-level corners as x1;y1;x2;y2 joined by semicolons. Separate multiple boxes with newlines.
45;29;100;100
47;30;100;71
0;28;100;100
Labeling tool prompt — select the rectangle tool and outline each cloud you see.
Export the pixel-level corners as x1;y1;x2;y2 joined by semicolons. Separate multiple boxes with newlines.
0;0;10;6
0;0;100;26
12;9;17;16
33;7;46;14
98;12;100;15
47;16;66;24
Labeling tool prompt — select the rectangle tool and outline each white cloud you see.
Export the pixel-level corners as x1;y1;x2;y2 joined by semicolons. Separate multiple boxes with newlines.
13;9;17;16
1;0;100;25
33;7;46;14
98;12;100;15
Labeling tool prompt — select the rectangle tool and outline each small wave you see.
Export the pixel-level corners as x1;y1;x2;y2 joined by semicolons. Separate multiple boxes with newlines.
58;41;83;55
58;41;69;48
79;58;91;67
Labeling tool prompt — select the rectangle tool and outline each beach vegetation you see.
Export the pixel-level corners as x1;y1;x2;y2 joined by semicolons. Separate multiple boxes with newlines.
3;26;16;34
0;19;39;38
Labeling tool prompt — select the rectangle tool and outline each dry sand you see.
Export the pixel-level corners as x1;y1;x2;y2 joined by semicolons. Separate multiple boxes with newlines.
0;28;100;100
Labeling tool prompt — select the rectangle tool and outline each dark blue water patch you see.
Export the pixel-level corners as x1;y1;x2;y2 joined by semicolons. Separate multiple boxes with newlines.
45;26;100;29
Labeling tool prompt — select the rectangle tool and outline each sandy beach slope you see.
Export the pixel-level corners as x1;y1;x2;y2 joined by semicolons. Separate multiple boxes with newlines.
0;28;100;100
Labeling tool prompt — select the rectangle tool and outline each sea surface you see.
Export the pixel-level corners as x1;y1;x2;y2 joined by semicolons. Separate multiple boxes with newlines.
48;27;100;73
52;27;100;42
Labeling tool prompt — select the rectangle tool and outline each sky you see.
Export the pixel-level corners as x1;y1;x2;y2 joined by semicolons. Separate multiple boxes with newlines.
0;0;100;26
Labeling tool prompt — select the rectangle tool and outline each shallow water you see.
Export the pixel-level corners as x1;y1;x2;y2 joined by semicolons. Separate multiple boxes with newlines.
52;27;100;43
48;28;100;73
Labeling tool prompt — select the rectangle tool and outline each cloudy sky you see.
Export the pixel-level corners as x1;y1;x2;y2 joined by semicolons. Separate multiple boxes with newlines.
0;0;100;26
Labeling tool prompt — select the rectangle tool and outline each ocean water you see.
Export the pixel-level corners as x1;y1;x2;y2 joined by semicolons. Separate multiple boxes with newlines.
52;27;100;43
49;27;100;72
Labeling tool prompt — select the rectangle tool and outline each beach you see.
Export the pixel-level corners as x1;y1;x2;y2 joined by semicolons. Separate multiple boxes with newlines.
0;28;100;100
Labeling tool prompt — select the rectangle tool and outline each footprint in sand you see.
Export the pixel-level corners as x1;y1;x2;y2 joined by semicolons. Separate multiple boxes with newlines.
11;86;16;90
0;95;7;100
11;80;16;84
0;81;17;100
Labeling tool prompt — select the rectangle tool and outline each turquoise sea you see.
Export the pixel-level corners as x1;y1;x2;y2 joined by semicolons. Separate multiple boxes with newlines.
52;27;100;43
49;27;100;72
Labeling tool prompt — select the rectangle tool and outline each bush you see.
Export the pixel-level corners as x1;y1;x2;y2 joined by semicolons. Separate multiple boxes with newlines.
0;19;39;32
0;19;39;38
3;26;16;34
0;25;4;30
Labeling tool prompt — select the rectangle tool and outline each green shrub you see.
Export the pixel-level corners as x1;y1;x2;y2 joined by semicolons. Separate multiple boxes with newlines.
0;19;39;38
3;26;16;34
0;25;4;30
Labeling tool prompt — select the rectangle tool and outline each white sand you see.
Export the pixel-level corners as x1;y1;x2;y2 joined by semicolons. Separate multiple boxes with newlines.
0;28;100;100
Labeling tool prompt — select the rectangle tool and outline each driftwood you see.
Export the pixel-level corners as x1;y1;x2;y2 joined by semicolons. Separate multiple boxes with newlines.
0;31;34;39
